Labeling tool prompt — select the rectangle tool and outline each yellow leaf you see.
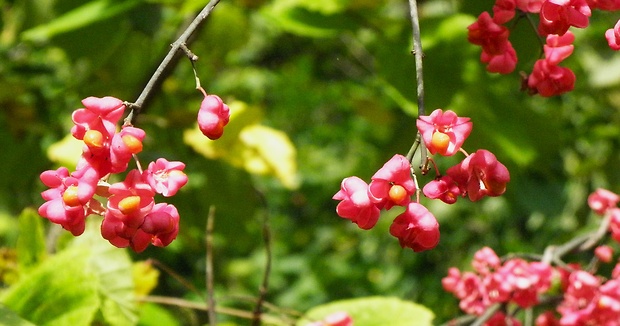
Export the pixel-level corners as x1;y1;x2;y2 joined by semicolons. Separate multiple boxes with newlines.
183;101;299;189
183;100;262;159
132;260;159;297
238;124;299;189
46;134;83;169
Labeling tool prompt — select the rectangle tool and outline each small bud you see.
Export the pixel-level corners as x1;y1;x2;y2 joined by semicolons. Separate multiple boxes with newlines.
198;95;230;140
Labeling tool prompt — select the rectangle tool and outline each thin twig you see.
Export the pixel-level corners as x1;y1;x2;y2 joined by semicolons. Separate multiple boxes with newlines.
137;295;284;324
219;294;303;319
441;314;476;326
440;304;501;326
579;213;612;251
124;0;221;125
405;132;421;163
407;0;429;173
206;205;217;325
523;11;546;54
180;42;199;62
471;303;501;326
150;259;202;296
252;190;273;326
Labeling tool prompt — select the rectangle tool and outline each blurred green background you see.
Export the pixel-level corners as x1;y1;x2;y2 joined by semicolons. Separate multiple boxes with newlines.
2;0;620;324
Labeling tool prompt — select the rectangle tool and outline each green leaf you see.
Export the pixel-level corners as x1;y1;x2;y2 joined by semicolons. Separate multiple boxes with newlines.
137;303;180;326
72;219;138;326
16;208;47;272
580;47;620;88
297;297;434;326
0;305;36;326
0;247;100;326
261;4;356;38
271;0;351;15
21;0;142;42
1;218;138;326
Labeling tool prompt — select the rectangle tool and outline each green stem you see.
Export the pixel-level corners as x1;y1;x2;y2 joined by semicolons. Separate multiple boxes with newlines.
407;0;429;173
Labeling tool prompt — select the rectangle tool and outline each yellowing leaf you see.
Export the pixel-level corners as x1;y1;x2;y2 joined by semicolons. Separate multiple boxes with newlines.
132;261;159;297
47;134;83;169
187;100;263;159
183;101;299;189
238;124;299;189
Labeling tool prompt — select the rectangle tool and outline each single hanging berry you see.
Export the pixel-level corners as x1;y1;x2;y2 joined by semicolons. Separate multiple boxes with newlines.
198;94;230;140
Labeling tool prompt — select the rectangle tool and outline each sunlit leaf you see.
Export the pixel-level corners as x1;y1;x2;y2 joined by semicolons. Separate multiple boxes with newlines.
580;47;620;88
0;247;100;326
137;303;180;326
72;219;138;326
297;296;434;326
133;260;160;297
239;124;299;189
46;134;82;169
191;100;264;158
184;101;299;189
1;217;138;326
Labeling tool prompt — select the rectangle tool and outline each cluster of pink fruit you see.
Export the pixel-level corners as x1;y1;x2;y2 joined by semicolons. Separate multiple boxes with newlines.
443;188;620;325
333;109;510;252
38;91;230;252
469;0;620;97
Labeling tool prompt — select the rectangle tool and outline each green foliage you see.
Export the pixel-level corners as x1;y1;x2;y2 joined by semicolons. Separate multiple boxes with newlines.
0;245;100;326
137;303;180;326
0;305;36;326
16;208;46;272
74;221;138;325
1;220;137;325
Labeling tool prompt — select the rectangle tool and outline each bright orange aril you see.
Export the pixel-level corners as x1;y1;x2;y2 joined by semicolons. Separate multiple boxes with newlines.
62;185;81;207
84;130;104;149
431;131;450;154
122;135;143;154
388;184;408;204
118;196;141;215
